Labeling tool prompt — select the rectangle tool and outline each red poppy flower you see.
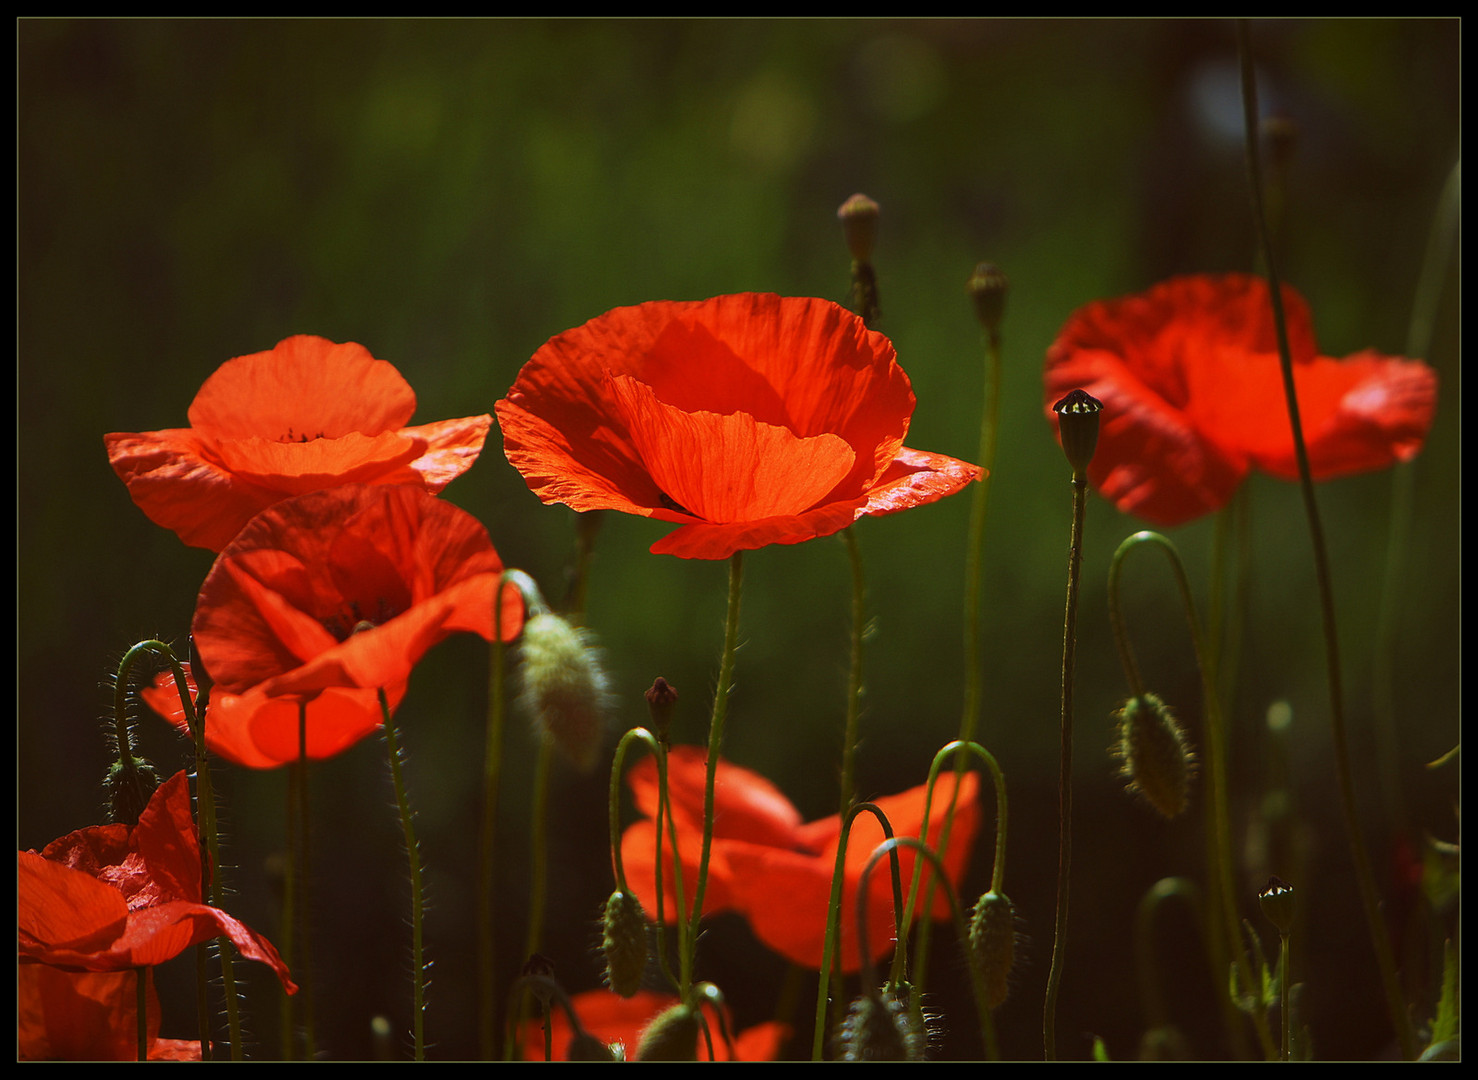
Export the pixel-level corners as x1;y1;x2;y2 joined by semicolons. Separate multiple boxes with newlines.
19;966;202;1060
105;335;493;551
178;485;522;763
495;294;982;559
521;988;789;1061
140;663;409;770
18;771;296;988
619;747;980;973
1043;274;1438;527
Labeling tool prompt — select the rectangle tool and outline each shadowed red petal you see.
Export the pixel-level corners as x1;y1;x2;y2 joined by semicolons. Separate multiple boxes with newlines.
498;294;978;558
106;336;491;551
192;485;521;707
19;966;165;1061
1045;273;1438;526
521;989;789;1061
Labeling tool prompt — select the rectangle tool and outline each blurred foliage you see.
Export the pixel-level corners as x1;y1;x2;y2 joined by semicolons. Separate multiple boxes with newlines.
19;19;1457;1060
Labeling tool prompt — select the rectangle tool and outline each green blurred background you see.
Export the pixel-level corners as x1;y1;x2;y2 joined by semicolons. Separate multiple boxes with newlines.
19;19;1458;1061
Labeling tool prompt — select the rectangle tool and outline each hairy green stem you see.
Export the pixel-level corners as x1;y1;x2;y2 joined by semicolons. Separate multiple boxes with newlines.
837;528;866;818
380;688;426;1060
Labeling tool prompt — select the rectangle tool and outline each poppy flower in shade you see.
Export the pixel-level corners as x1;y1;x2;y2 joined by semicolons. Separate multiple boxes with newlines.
495;294;982;560
18;771;296;990
140;663;409;770
1043;273;1438;527
619;747;980;973
19;966;202;1060
105;335;493;552
520;988;789;1062
180;485;522;758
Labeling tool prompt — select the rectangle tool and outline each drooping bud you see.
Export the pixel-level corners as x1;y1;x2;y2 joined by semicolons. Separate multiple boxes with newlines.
600;890;650;998
966;890;1018;1010
105;754;161;827
967;262;1009;342
836;987;926;1062
518;610;612;773
1053;388;1103;478
644;677;678;747
1113;693;1195;818
635;1002;701;1061
1258;875;1295;936
837;193;880;262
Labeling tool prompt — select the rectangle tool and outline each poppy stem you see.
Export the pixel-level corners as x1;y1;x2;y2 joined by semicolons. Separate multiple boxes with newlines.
479;574;513;1060
1043;465;1087;1061
524;734;554;960
683;551;743;996
837;527;866;817
380;687;427;1061
1237;20;1415;1061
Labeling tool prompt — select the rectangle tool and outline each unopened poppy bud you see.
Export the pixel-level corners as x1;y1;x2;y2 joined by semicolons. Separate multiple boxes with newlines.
518;611;611;772
837;193;880;263
635;1002;701;1061
567;1032;620;1061
1113;693;1195;818
967;262;1009;340
1258;875;1295;935
106;754;161;827
967;890;1018;1010
837;988;926;1062
601;890;649;998
644;677;678;747
1053;388;1103;477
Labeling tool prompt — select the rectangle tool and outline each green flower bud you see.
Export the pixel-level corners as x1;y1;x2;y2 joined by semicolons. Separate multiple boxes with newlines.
966;890;1018;1010
836;988;925;1062
106;755;161;827
635;1002;701;1061
1113;693;1195;818
518;611;611;772
644;677;678;748
600;890;649;998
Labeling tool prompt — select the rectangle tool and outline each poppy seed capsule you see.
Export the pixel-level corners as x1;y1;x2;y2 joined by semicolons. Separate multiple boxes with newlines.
1054;388;1103;477
968;262;1009;339
837;193;880;262
635;1002;701;1061
1114;693;1195;818
600;890;649;998
967;890;1018;1010
518;612;611;773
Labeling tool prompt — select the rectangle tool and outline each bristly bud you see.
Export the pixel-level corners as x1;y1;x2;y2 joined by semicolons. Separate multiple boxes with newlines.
644;677;677;747
966;890;1018;1010
1053;388;1103;477
518;611;612;772
567;1032;620;1061
1113;693;1195;818
600;890;650;998
635;1002;701;1061
836;987;926;1062
105;755;161;827
837;193;880;263
967;262;1009;341
1258;875;1295;936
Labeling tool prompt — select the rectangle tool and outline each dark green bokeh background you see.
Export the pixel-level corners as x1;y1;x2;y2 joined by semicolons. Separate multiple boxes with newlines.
19;19;1458;1061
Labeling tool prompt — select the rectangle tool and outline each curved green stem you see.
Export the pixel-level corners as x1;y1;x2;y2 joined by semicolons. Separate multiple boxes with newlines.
1133;878;1204;1039
380;688;426;1061
1237;21;1414;1060
682;552;744;996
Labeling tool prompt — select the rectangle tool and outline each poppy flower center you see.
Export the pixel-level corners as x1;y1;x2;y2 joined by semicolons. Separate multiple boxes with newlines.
607;374;856;522
320;597;401;642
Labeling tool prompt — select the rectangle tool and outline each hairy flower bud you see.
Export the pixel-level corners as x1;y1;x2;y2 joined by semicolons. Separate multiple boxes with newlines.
837;988;925;1062
1113;693;1195;818
636;1002;701;1061
601;890;650;998
967;890;1018;1010
518;611;611;772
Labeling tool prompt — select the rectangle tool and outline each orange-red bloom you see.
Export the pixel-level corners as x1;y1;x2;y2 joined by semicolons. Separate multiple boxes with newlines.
521;988;789;1061
20;966;203;1060
172;484;522;766
106;335;492;551
1043;274;1438;527
18;770;295;989
496;294;982;559
620;747;979;973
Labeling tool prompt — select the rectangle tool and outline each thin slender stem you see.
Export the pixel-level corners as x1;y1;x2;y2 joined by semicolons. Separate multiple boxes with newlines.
683;551;743;996
1043;470;1087;1060
479;575;512;1059
380;688;426;1061
1279;931;1291;1061
1237;21;1414;1060
524;734;554;959
961;322;1002;750
837;528;866;817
